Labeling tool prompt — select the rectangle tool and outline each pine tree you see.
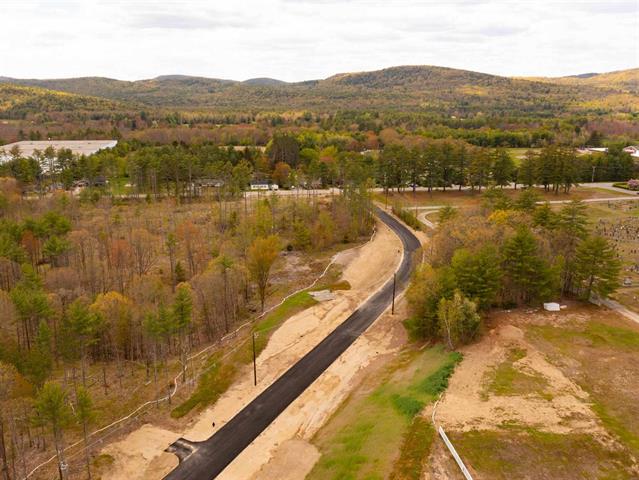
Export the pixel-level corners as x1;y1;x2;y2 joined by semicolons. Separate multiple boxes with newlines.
75;387;95;480
556;200;589;292
27;320;53;389
34;382;73;480
65;300;101;388
172;284;193;382
491;148;516;188
0;362;17;480
451;246;502;310
519;150;539;188
501;227;556;304
573;236;621;300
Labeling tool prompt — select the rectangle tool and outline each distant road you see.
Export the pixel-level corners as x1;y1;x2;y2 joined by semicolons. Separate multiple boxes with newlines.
416;194;639;230
163;208;421;480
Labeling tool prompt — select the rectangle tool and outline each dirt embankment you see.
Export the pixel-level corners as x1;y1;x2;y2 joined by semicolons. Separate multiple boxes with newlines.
430;306;639;479
99;220;405;480
436;318;601;435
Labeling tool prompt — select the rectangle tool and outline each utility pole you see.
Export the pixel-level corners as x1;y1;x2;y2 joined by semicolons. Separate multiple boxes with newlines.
391;273;396;315
252;333;257;386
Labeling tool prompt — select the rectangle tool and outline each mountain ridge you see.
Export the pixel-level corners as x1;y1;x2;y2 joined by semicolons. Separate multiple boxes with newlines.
1;65;637;116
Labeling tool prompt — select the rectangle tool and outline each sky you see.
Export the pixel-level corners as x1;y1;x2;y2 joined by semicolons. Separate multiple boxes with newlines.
0;0;637;81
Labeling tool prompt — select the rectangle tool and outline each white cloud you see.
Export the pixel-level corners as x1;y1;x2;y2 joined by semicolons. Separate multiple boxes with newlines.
0;0;636;81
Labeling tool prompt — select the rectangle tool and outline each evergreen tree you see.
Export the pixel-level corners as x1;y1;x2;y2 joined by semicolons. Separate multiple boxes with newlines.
501;227;556;304
532;202;558;229
573;236;621;300
451;246;502;310
519;150;539;188
75;387;95;480
172;283;193;382
64;299;101;387
34;382;73;480
27;320;53;388
10;264;51;351
556;200;589;292
514;189;540;213
491;148;516;188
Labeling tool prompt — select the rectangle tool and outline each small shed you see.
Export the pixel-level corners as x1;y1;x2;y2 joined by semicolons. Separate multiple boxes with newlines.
543;302;561;312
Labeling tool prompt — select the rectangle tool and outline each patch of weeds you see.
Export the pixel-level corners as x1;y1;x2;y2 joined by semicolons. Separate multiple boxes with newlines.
314;421;375;477
251;290;317;356
452;428;635;480
92;453;114;469
414;351;463;396
391;394;425;418
584;322;639;351
591;400;639;455
483;348;550;399
311;279;351;292
531;321;639;353
309;347;460;480
171;354;236;418
390;416;435;480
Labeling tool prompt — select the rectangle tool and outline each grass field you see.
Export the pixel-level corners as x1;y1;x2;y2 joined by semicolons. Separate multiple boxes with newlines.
308;346;461;480
451;427;634;480
377;185;621;209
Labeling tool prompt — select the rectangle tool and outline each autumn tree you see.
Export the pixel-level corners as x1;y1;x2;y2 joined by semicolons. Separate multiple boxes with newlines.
405;265;455;339
438;291;481;350
247;235;280;311
0;362;17;480
272;162;292;188
129;228;159;276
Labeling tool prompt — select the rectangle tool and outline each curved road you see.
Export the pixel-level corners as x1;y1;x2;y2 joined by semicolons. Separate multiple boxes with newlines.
163;208;421;480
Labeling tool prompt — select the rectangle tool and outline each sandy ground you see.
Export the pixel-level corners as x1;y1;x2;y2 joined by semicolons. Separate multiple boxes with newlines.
99;220;405;480
435;315;604;436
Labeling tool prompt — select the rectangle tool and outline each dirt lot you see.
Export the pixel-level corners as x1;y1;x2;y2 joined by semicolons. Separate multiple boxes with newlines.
434;304;639;480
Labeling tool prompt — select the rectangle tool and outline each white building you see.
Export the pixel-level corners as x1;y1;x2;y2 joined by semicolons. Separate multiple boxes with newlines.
0;140;118;164
250;182;279;191
623;146;639;158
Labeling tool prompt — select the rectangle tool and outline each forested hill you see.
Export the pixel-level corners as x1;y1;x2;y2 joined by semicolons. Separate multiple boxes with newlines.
524;68;639;94
0;83;128;118
1;65;637;116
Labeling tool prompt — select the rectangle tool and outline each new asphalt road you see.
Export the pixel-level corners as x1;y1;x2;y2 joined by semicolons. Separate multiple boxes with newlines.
163;208;421;480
